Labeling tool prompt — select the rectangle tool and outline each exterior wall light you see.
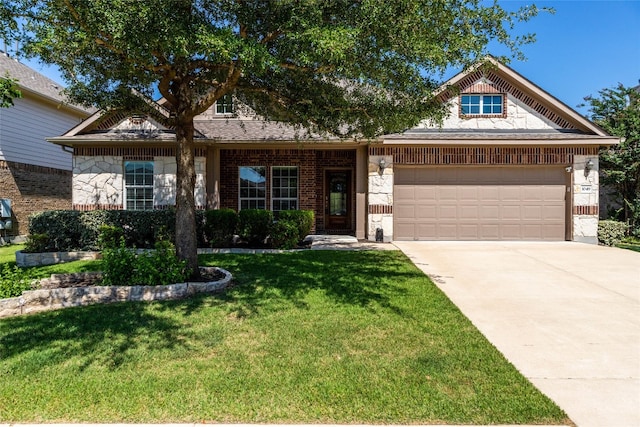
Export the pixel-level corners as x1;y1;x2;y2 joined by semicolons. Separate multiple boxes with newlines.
585;159;595;173
378;158;386;173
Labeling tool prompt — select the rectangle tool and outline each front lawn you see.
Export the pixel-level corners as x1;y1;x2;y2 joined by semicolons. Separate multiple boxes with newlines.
0;250;569;424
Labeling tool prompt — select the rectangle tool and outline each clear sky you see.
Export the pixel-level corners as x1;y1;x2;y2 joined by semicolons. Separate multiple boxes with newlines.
9;0;640;117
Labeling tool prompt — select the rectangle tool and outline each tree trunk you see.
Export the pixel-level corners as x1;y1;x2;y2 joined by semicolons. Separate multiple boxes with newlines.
174;119;199;278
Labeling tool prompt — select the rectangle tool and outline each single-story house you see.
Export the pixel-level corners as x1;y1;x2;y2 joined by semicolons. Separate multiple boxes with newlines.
48;57;618;244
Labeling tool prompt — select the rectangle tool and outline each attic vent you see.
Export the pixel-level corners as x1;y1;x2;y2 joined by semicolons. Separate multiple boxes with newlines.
129;115;147;125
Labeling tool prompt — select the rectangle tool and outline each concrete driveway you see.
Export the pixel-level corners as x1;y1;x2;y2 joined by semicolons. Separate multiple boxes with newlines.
394;241;640;427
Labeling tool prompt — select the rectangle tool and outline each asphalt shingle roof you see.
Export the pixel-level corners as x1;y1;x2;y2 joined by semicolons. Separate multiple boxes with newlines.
0;51;89;113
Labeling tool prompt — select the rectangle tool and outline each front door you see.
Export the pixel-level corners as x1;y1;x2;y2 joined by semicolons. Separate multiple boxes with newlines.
325;170;352;231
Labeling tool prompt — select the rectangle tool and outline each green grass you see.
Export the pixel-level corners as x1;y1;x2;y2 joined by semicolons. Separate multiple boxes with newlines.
617;237;640;252
0;249;569;424
0;244;24;264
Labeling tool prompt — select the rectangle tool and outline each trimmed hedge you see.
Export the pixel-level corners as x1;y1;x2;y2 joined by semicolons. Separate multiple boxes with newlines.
27;210;206;252
277;210;314;242
238;209;274;246
204;209;238;248
598;220;628;246
25;209;315;251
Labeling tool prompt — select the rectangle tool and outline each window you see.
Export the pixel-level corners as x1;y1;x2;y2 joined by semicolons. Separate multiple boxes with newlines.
216;93;234;115
272;166;298;212
239;166;266;210
460;94;503;115
124;161;154;210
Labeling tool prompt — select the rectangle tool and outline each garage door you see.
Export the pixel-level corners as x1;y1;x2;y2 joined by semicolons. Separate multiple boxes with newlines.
394;166;566;241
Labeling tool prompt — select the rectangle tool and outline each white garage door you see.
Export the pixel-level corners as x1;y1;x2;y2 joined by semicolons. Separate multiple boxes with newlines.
394;166;566;241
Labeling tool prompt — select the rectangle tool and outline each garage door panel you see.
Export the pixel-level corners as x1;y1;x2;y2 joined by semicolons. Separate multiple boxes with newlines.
394;166;565;241
437;187;457;200
460;205;479;220
480;205;500;220
502;205;521;220
414;186;437;200
501;187;522;201
542;204;565;220
416;204;437;220
458;186;479;201
394;185;416;201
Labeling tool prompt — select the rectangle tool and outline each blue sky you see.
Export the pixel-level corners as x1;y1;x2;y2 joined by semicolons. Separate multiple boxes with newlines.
11;0;640;116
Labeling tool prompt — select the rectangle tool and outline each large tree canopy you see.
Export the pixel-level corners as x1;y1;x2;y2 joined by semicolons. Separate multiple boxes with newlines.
0;75;21;108
583;84;640;235
1;0;544;275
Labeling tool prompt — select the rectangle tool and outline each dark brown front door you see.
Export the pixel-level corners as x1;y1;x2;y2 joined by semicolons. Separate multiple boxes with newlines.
325;170;352;230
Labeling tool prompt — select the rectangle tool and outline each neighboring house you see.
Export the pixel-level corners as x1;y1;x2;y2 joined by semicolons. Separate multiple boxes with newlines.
48;57;618;244
0;52;91;240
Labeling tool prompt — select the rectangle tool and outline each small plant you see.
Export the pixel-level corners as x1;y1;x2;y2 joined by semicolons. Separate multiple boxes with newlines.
238;209;273;246
100;237;137;286
277;210;314;242
598;220;628;246
133;239;189;286
23;233;51;253
0;264;34;298
270;220;300;249
100;237;189;287
204;209;238;247
97;225;124;250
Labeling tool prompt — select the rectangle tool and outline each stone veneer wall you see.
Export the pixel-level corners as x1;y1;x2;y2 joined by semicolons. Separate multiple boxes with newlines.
0;160;71;237
72;151;206;210
367;155;393;242
572;155;600;244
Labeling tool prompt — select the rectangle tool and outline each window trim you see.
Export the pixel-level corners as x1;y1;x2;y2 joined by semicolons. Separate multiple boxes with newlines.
238;166;267;210
124;160;154;211
459;93;507;118
271;166;299;213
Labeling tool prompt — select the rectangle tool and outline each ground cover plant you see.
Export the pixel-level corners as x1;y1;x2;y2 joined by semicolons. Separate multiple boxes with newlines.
0;249;568;424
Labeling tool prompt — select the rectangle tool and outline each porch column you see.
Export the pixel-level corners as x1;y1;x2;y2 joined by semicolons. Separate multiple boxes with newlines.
206;147;220;209
355;145;367;239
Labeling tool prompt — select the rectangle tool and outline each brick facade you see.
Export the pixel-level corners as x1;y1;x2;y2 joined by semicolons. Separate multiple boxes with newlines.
0;160;71;237
219;148;356;233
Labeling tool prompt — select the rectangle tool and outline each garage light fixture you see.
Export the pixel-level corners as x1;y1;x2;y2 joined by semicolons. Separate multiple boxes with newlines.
585;159;595;174
378;158;387;173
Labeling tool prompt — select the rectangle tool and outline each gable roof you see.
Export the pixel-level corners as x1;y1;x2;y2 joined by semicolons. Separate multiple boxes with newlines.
438;56;608;136
0;51;90;115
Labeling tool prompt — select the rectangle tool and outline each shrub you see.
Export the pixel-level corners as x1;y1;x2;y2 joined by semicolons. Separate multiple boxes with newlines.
0;264;34;299
277;210;314;242
598;220;628;246
204;209;238;247
100;237;189;287
100;238;137;286
270;220;300;250
97;225;124;250
238;209;273;246
24;233;51;253
28;210;83;252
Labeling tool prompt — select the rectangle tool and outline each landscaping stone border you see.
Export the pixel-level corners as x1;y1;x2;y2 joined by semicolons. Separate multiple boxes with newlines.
15;250;101;267
0;267;232;318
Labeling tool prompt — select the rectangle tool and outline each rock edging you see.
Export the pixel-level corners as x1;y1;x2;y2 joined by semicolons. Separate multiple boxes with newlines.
0;267;232;318
15;250;101;267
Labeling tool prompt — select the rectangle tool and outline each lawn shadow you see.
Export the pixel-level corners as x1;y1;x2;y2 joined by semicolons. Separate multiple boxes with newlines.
198;250;423;319
0;301;194;372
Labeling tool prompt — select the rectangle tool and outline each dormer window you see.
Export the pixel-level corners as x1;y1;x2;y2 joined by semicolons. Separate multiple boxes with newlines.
460;94;504;116
215;93;234;115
